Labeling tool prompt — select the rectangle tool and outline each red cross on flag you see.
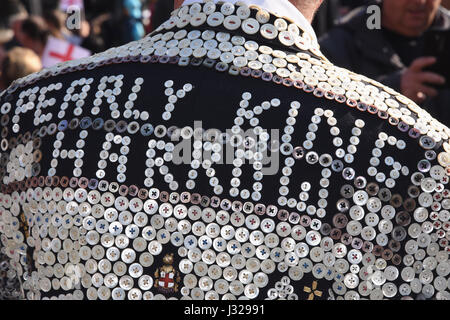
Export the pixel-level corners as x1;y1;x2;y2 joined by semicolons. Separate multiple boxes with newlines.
60;0;84;11
159;271;175;288
42;36;91;68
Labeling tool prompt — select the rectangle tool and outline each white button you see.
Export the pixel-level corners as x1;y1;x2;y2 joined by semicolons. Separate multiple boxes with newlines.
224;15;241;30
260;24;278;40
221;2;235;15
242;18;260;35
191;12;207;27
279;31;295;46
203;1;216;14
237;5;251;19
256;9;270;23
207;12;224;27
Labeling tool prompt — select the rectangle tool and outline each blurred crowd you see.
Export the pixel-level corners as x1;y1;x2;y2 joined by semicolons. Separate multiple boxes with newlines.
0;0;449;123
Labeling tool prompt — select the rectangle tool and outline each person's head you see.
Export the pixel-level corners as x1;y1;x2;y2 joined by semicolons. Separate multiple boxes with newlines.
173;0;324;23
17;16;49;57
0;47;42;90
0;0;28;41
42;10;67;39
382;0;442;37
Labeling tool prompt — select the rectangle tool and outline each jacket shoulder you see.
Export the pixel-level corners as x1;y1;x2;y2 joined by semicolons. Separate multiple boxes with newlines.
303;55;450;146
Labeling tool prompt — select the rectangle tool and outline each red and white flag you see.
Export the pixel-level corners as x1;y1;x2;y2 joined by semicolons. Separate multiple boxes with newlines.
60;0;84;11
42;36;91;68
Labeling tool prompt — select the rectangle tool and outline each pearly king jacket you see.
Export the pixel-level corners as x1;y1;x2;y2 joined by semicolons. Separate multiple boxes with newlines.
0;0;449;300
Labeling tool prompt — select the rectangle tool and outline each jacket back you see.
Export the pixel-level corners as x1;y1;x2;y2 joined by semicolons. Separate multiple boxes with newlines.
0;1;449;300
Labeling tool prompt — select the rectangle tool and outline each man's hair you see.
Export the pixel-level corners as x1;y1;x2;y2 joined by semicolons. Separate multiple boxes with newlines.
20;16;50;44
1;47;41;88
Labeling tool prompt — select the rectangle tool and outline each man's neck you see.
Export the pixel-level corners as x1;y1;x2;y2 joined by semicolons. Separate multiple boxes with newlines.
288;0;320;23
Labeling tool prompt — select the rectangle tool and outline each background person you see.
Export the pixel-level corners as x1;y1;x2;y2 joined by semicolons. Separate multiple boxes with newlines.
0;0;28;51
320;0;450;125
16;15;50;57
0;46;42;90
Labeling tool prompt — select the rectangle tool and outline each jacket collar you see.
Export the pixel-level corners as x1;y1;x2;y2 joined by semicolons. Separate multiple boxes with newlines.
181;0;319;46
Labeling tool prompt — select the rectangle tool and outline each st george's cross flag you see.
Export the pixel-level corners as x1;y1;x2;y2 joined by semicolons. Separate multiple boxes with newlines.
42;36;91;68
